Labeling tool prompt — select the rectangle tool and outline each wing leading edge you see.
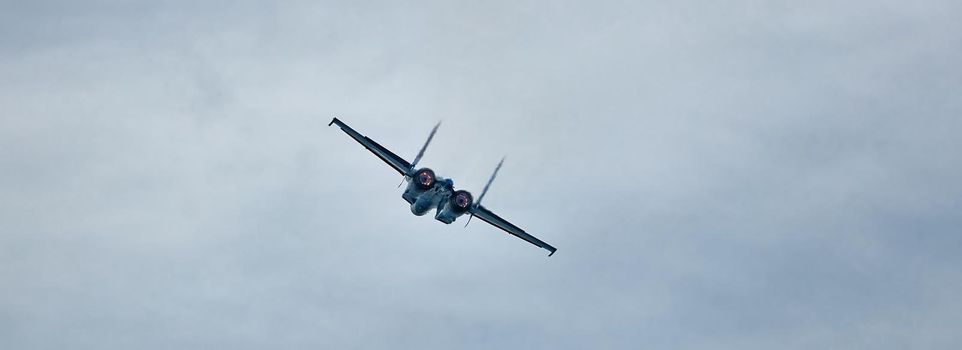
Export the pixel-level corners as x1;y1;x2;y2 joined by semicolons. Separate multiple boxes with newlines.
471;205;557;256
329;118;412;176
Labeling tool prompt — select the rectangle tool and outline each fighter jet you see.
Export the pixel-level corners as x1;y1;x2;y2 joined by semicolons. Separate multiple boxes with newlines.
329;118;557;256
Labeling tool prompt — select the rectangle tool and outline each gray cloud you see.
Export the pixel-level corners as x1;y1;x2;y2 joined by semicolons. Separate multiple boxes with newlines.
2;1;961;349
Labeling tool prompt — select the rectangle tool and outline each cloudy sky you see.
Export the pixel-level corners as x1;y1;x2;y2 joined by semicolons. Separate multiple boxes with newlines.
2;1;961;349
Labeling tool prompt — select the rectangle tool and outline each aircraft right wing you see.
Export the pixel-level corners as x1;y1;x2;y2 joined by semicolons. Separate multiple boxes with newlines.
471;204;557;256
329;118;413;176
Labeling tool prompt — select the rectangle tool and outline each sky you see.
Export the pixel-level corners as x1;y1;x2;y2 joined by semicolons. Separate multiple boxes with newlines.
2;1;961;349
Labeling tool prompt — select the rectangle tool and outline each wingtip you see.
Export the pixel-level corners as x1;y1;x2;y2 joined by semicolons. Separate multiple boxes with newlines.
328;117;340;127
548;248;556;257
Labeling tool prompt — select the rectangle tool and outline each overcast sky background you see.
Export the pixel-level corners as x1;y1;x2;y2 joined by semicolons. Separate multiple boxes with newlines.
2;1;961;349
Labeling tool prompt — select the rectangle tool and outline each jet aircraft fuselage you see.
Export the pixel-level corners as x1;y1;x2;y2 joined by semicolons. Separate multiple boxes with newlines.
329;117;557;256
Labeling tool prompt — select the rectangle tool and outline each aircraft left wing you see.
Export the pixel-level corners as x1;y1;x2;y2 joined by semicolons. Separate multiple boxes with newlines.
329;118;413;176
471;204;557;256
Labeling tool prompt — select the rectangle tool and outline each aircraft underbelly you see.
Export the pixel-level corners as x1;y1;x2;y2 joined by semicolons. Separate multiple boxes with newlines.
407;190;439;216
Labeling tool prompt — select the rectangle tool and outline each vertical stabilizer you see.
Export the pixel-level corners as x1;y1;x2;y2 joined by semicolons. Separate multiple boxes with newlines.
477;157;504;204
465;157;504;227
411;121;441;169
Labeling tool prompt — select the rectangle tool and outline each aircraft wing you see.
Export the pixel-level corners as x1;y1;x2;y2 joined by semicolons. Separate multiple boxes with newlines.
471;204;557;256
329;118;413;176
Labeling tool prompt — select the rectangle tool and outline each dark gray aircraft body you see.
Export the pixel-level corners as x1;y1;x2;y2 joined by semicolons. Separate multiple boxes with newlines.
329;118;557;256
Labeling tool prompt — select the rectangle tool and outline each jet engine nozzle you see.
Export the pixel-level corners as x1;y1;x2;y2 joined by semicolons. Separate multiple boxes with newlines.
414;168;435;190
451;190;473;213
